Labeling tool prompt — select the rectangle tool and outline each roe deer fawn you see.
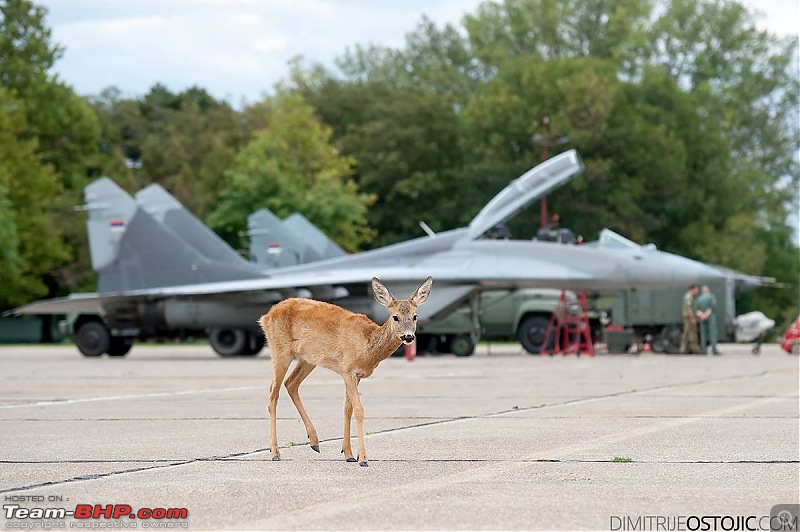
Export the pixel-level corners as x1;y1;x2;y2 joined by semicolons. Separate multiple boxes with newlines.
258;276;433;467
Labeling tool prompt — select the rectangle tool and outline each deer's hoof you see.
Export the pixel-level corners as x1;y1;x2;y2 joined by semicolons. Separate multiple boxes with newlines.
311;444;320;453
271;455;281;461
346;457;357;463
359;461;369;467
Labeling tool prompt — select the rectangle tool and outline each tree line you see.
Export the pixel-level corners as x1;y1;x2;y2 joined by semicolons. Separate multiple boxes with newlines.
1;0;798;328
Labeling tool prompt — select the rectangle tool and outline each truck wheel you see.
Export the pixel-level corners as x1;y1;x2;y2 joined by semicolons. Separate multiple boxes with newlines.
517;315;550;354
659;325;682;354
75;321;110;357
107;337;133;357
651;337;665;353
209;328;246;357
450;334;475;357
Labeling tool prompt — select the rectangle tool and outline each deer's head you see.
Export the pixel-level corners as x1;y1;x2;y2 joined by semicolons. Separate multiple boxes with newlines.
372;277;433;345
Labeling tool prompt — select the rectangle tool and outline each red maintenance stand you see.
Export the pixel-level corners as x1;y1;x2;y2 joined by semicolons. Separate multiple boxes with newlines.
540;290;595;356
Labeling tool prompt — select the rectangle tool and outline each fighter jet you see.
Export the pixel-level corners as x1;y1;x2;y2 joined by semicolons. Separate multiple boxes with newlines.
11;150;732;357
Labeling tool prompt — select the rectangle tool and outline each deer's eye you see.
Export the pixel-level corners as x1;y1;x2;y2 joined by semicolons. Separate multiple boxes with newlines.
413;314;418;321
392;315;399;322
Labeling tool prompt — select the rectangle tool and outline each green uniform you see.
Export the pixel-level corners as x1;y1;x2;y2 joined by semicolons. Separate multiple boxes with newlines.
694;291;719;355
679;290;700;354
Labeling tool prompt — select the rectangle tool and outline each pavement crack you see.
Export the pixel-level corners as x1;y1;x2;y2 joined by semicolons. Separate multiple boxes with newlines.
0;461;193;494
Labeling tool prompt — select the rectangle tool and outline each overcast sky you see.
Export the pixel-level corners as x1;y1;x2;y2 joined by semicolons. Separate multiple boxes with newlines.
39;0;799;106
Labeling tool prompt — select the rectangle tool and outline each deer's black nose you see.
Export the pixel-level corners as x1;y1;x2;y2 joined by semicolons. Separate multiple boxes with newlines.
401;334;415;344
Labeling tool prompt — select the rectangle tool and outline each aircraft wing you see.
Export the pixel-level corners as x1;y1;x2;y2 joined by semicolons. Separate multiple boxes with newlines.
11;235;729;321
9;293;124;315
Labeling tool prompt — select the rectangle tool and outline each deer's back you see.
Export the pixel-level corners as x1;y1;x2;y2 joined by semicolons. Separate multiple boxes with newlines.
259;298;378;373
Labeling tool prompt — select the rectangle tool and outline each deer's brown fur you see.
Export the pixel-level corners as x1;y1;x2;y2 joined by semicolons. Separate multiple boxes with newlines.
259;276;432;466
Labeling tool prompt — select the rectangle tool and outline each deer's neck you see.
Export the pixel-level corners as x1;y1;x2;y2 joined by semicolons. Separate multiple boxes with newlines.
366;320;402;366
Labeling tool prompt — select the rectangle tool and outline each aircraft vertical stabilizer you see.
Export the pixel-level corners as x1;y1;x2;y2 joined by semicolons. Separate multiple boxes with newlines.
248;209;313;267
86;177;262;293
282;213;346;260
84;177;138;274
135;184;251;267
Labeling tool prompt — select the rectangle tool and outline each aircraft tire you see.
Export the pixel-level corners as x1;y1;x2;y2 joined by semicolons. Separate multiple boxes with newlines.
75;321;111;357
240;331;265;357
517;315;550;354
209;328;247;357
107;336;133;357
415;334;438;355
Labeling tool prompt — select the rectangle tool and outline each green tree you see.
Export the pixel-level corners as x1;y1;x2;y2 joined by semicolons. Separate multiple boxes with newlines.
1;0;101;297
308;0;797;327
1;0;100;184
0;182;22;294
294;75;465;246
0;88;68;307
737;225;800;332
462;0;652;74
90;84;245;219
337;16;479;106
208;93;374;252
647;0;799;227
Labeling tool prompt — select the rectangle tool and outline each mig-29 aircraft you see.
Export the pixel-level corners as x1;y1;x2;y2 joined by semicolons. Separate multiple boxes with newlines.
11;150;732;357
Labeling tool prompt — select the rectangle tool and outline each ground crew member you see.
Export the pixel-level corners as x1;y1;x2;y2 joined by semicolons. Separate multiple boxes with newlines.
679;284;700;354
695;285;720;355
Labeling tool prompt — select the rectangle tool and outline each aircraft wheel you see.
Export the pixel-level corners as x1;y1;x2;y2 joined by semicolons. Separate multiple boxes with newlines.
415;334;438;355
75;321;110;357
107;337;133;357
450;334;475;357
437;336;453;355
240;331;265;357
209;328;246;357
517;315;550;354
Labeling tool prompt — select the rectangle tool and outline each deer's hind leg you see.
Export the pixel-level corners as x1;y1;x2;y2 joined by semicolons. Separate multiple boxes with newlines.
283;359;320;453
268;346;292;461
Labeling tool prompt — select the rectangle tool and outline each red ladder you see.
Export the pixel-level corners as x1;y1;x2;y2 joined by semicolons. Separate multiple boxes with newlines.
540;290;595;356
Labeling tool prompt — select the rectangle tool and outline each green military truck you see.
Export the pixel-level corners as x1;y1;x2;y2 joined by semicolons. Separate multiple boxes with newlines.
416;279;736;356
604;278;736;353
416;289;588;356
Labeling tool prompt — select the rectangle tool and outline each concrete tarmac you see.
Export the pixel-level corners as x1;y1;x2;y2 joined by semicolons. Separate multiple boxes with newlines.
1;343;798;531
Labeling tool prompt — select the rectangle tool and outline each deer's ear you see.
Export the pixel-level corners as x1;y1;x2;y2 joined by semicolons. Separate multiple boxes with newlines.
410;276;433;306
372;277;395;307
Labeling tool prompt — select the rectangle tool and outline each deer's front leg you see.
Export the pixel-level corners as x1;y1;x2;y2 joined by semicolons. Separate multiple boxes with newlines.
343;374;368;467
341;393;357;462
